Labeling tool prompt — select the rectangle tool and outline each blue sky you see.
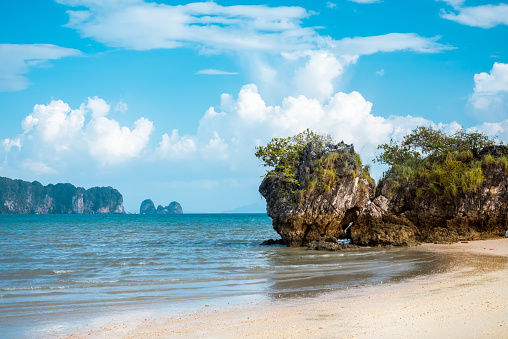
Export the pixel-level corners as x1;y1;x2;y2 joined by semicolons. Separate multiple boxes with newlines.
1;0;507;213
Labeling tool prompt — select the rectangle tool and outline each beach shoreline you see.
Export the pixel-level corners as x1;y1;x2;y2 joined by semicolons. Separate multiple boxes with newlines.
69;238;508;338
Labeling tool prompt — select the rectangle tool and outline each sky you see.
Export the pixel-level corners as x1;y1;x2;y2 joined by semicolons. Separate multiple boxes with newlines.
1;0;508;213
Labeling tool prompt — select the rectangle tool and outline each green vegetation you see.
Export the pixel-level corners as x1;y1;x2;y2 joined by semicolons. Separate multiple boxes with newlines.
256;130;371;205
375;126;503;198
255;129;334;186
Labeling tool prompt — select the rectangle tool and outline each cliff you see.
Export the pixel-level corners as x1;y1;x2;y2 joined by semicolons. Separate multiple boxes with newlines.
140;199;183;214
0;177;124;214
260;142;374;247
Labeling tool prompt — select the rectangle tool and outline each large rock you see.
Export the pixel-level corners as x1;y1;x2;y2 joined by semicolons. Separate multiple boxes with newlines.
354;147;508;245
141;200;183;214
352;196;419;246
260;142;375;247
140;199;157;214
157;201;183;214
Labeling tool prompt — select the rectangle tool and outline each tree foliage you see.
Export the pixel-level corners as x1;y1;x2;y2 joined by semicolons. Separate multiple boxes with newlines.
255;129;335;185
375;126;499;198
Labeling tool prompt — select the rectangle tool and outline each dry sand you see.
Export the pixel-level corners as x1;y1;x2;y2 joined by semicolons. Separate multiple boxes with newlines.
69;239;508;339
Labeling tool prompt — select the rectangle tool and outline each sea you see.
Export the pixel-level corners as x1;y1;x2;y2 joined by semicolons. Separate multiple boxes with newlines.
0;214;450;337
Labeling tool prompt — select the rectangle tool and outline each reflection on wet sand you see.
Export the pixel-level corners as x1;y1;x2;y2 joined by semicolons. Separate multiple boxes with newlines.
263;246;454;301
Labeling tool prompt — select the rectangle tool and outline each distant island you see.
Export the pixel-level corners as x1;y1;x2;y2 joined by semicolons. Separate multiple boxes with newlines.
140;199;183;214
0;176;124;214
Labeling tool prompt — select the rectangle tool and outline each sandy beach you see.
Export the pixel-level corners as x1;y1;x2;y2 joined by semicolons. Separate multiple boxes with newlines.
69;238;508;339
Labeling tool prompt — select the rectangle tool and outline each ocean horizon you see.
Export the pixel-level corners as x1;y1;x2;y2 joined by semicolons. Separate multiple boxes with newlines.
0;214;449;337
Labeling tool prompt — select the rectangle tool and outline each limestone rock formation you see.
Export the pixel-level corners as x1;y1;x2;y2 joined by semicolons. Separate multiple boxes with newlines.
140;200;183;214
157;201;183;214
354;146;508;245
140;199;157;214
0;176;124;214
260;142;375;247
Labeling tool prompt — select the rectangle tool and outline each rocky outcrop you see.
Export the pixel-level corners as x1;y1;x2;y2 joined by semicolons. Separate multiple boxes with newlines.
140;199;157;214
261;141;508;248
260;142;375;247
140;200;183;214
157;201;183;214
0;177;124;214
352;196;419;246
354;148;508;245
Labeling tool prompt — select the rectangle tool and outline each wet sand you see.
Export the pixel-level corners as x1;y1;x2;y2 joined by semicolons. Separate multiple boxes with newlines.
69;238;508;338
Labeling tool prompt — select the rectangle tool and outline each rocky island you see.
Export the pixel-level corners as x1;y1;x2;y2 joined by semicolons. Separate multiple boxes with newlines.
258;128;508;248
0;176;124;214
140;199;183;214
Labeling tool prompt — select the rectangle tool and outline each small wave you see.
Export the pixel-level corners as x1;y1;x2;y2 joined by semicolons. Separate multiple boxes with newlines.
1;285;69;291
69;279;120;284
53;269;84;274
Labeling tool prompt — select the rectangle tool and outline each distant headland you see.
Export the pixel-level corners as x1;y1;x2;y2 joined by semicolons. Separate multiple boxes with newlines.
0;176;124;214
140;199;183;214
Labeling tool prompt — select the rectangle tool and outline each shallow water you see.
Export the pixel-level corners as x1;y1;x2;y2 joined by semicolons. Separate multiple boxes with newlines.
0;214;449;337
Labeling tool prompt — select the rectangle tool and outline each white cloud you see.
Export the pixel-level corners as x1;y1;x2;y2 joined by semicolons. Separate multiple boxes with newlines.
327;2;337;9
87;116;154;165
470;62;508;111
86;96;110;118
60;1;315;52
293;51;345;102
196;69;239;75
191;84;440;166
2;97;155;173
202;131;229;161
470;119;508;144
2;138;22;152
21;99;86;151
53;0;451;105
156;129;197;159
114;101;128;113
376;69;385;76
57;0;451;58
0;44;81;91
441;3;508;28
330;33;453;55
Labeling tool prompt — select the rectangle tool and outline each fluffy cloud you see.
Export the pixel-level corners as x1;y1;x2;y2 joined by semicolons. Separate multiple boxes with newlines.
441;3;508;28
87;116;153;165
292;51;345;102
155;129;197;159
0;44;81;91
21;100;86;151
470;62;508;112
1;97;154;173
155;84;441;171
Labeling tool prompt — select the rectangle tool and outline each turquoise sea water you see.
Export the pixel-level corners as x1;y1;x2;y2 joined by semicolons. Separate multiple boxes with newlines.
0;214;447;337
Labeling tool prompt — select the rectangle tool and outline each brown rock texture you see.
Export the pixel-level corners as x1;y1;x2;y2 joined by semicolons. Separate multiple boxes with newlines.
259;142;375;247
354;147;508;245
